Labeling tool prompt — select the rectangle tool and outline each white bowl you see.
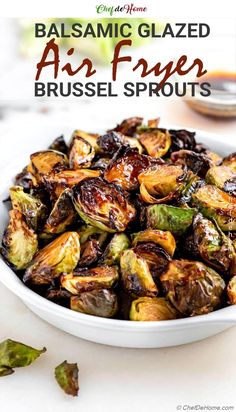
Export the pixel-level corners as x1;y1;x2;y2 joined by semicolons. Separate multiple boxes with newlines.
1;125;236;348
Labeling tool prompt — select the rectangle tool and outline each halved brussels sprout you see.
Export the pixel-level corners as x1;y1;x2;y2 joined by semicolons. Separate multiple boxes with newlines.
222;152;236;171
90;157;110;171
131;229;176;257
170;150;211;177
45;287;72;302
204;150;222;166
72;129;99;152
120;249;158;297
124;136;143;153
104;146;160;191
41;189;76;236
14;166;33;190
78;239;102;267
70;289;118;318
48;135;68;154
72;177;136;233
130;297;178;321
10;186;47;231
99;233;130;265
61;266;119;294
133;243;171;279
168;129;196;152
108;116;143;136
23;232;80;285
43;168;100;198
192;185;236;231
1;210;38;270
138;164;186;204
28;150;68;184
69;136;95;169
161;260;225;316
97;131;125;156
139;128;171;158
205;165;236;191
193;213;236;274
147;204;197;235
227;276;236;304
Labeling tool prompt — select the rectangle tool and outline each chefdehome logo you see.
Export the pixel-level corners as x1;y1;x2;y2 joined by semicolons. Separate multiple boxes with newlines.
96;3;147;15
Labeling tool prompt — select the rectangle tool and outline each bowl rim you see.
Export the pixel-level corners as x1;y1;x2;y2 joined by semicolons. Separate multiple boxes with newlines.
1;125;236;331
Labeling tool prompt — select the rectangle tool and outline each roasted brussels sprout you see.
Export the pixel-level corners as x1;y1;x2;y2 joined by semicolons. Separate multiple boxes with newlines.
222;152;236;171
170;150;212;177
78;238;102;267
72;129;99;151
131;229;176;257
104;146;160;191
77;224;108;246
120;249;158;297
138;164;187;204
72;177;136;233
45;287;72;303
14;166;33;190
139;128;171;158
147;204;197;235
168;129;196;152
192;185;236;231
133;243;171;280
61;266;119;294
48;135;68;154
41;189;76;236
28;150;68;184
69;136;95;169
1;210;38;270
204;150;222;166
130;297;178;321
23;232;80;285
99;233;130;265
205;165;236;191
193;213;236;274
43;168;100;198
227;276;236;304
161;260;225;316
10;186;47;231
70;289;118;317
108;116;143;136
55;361;79;397
97;131;125;156
124;136;143;153
90;157;110;170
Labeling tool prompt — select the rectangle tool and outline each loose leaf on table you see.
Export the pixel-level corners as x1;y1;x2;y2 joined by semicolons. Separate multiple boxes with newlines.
55;360;79;396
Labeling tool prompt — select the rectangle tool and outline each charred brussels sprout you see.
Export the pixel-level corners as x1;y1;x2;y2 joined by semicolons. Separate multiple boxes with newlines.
138;164;187;204
72;177;136;233
61;266;119;294
72;129;99;151
78;224;108;246
131;229;176;257
41;189;76;236
192;185;236;231
168;129;196;152
43;168;100;198
10;186;47;231
124;136;143;153
14;166;33;190
222;152;236;171
70;289;118;317
120;249;158;297
227;276;236;304
206;165;236;189
97;131;125;156
55;361;79;397
28;150;68;184
23;232;80;285
161;260;225;316
147;204;197;235
108;116;143;136
1;210;38;270
69;136;95;169
104;146;160;191
0;339;46;376
99;233;130;265
133;243;171;280
130;297;178;321
139;128;171;158
48;135;68;154
78;238;102;267
170;150;212;177
193;213;236;274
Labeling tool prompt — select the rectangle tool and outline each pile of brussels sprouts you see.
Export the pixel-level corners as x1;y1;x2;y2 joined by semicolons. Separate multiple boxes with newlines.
2;116;236;321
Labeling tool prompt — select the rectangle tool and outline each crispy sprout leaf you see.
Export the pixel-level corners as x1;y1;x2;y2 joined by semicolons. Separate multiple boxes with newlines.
55;360;79;397
0;339;46;373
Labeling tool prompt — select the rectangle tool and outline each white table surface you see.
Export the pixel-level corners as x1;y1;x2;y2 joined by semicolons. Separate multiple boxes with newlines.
1;99;236;412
